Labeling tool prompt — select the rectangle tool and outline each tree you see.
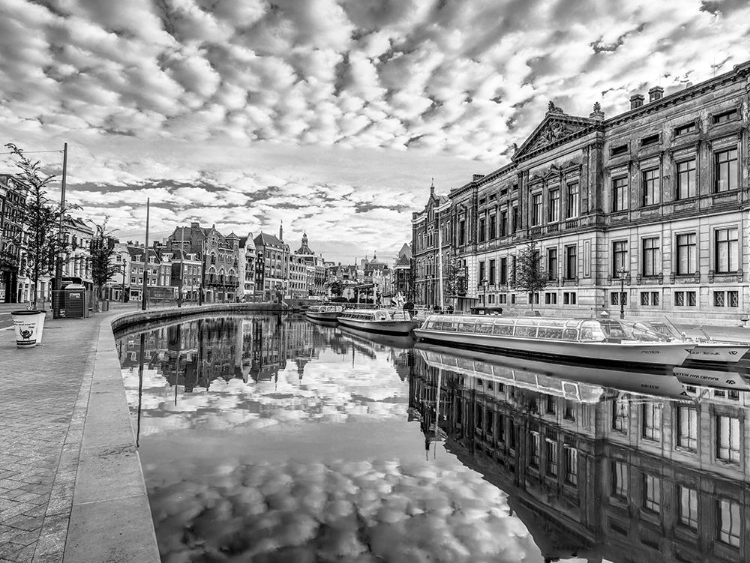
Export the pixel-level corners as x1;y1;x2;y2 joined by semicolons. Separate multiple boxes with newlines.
328;280;342;297
89;219;120;306
443;257;465;299
515;241;548;309
5;143;77;309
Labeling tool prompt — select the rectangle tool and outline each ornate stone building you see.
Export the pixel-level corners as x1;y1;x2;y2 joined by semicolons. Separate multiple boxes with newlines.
413;60;750;320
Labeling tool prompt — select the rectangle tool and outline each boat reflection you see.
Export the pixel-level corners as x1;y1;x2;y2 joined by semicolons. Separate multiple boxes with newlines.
409;348;750;563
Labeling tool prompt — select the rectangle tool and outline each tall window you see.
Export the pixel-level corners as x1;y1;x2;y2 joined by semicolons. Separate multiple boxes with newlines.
489;214;496;239
612;177;627;211
677;406;698;451
642;403;662;441
564;446;578;486
500;257;508;285
613;241;627;277
511;255;517;284
549;189;560;222
717;499;741;547
566;183;579;219
529;431;540;468
500;211;508;236
511;207;518;232
716;415;741;463
479;217;486;243
547;248;557;281
565;245;577;280
458;220;465;246
676;233;696;275
642;168;659;206
643;474;661;513
531;194;542;226
489;259;496;285
715;227;738;273
611;461;628;499
613;396;629;433
676;159;696;199
478;261;486;284
715;148;738;192
546;439;558;476
679;486;698;530
642;238;659;277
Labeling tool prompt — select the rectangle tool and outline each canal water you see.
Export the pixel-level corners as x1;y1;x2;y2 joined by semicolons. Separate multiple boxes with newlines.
115;314;749;563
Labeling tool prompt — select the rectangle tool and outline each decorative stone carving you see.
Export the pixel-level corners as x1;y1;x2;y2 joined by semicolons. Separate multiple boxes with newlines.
529;120;577;151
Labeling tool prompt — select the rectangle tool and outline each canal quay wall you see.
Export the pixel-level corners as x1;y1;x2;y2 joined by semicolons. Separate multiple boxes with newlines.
0;301;284;563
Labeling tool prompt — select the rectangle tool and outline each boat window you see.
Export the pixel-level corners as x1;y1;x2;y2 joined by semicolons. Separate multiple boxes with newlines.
562;328;579;341
493;323;515;336
514;325;538;337
580;321;606;341
475;363;492;375
459;318;477;332
537;326;563;339
457;358;474;370
423;319;436;329
475;318;494;334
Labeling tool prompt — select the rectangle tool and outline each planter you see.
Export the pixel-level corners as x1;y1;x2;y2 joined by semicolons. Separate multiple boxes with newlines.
11;310;47;348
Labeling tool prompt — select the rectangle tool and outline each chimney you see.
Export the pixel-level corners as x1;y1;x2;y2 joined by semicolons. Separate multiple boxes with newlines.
630;94;644;110
648;86;664;102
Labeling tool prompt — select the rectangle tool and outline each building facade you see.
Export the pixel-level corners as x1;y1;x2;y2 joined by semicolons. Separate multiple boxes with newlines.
254;229;289;301
413;61;750;321
0;174;24;302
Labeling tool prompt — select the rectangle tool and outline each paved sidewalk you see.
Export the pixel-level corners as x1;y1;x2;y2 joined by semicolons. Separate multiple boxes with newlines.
0;314;97;562
0;309;158;563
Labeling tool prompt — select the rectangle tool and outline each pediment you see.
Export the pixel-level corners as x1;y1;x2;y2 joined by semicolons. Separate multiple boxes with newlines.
514;113;595;161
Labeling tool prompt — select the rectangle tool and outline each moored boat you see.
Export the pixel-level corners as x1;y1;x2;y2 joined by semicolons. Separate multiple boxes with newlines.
416;343;691;400
305;304;345;322
338;308;420;336
413;315;694;367
640;319;750;363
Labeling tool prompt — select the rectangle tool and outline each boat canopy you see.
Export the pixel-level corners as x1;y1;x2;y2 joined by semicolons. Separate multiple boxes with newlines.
420;315;672;343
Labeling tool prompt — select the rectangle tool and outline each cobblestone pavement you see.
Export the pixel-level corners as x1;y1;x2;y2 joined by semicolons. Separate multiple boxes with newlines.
0;314;98;563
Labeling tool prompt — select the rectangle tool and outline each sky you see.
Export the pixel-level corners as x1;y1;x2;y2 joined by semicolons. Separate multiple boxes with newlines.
1;0;749;264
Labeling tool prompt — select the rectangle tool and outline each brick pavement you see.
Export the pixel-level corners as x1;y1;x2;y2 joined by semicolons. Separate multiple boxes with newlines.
0;314;97;563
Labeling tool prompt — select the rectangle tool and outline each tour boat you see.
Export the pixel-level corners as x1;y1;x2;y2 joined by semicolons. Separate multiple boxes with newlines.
305;304;345;322
417;344;691;400
672;363;750;391
641;320;750;364
413;315;694;367
337;308;420;336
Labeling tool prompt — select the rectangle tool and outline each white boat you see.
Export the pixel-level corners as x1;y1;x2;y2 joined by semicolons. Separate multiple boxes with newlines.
417;343;691;400
672;364;750;391
413;315;694;367
338;308;420;336
305;304;344;322
641;320;750;363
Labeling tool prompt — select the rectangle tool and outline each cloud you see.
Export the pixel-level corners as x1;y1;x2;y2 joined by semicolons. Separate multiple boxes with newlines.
2;0;750;261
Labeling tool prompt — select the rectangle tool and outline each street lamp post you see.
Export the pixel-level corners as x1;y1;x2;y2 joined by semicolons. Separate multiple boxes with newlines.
618;267;627;319
121;258;127;303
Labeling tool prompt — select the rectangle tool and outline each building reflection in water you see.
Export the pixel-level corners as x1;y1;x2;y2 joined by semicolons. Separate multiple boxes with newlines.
409;345;749;563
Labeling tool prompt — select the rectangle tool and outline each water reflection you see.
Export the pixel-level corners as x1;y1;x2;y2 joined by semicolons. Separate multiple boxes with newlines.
115;314;750;563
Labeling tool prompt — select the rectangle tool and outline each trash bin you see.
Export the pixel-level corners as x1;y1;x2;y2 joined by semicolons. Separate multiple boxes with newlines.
11;310;46;348
53;284;88;319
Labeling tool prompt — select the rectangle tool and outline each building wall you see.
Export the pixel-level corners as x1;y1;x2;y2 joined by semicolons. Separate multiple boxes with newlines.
412;61;750;320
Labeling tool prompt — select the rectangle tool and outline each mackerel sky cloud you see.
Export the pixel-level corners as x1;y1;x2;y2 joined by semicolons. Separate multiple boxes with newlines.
1;0;749;261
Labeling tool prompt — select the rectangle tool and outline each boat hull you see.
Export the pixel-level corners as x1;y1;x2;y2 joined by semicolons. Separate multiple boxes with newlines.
339;317;419;336
413;328;692;367
673;365;750;390
687;344;749;364
305;311;342;322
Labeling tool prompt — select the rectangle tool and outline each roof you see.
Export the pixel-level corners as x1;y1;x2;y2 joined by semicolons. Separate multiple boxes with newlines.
254;232;285;248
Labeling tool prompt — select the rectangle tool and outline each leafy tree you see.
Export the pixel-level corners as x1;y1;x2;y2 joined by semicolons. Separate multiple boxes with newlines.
515;241;548;310
328;280;342;297
89;219;120;305
443;257;465;298
5;143;77;309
